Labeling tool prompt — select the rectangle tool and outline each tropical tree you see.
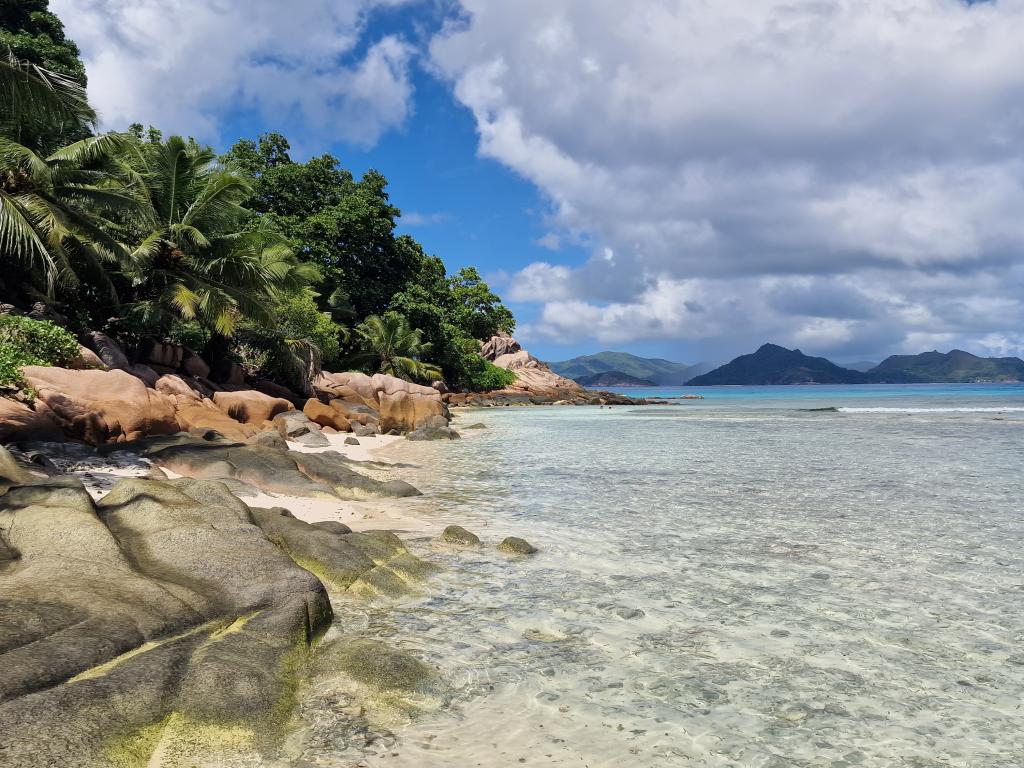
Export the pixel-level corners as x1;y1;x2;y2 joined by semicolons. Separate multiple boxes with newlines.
354;312;442;382
0;131;133;297
0;50;93;136
121;136;318;339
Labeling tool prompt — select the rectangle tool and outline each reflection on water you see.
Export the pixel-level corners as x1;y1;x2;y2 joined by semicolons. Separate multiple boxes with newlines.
300;391;1024;767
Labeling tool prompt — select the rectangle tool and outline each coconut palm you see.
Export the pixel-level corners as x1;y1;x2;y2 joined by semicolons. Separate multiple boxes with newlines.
123;136;318;336
0;50;94;138
0;132;135;295
354;311;442;382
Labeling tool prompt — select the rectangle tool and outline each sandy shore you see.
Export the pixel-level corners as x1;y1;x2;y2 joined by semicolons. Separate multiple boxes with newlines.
58;431;433;534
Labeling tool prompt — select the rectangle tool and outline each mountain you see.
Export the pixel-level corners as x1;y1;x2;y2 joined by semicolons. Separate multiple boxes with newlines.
869;350;1024;383
576;370;656;387
548;351;695;384
840;360;878;372
687;344;868;385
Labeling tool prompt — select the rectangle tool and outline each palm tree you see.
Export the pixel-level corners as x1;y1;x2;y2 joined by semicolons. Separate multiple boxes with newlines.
0;50;94;139
354;312;442;382
123;136;318;337
0;132;135;295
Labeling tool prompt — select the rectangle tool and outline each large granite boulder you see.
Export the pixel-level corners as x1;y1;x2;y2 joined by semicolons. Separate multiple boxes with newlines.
21;366;180;444
213;390;293;425
303;398;352;432
315;371;448;433
0;399;64;444
480;332;583;398
82;330;130;371
0;448;435;766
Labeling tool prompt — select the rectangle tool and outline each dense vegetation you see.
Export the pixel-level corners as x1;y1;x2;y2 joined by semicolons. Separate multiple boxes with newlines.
0;314;80;387
0;1;515;392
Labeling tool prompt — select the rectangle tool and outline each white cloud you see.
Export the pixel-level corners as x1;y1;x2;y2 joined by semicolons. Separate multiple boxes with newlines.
433;0;1024;357
53;0;416;146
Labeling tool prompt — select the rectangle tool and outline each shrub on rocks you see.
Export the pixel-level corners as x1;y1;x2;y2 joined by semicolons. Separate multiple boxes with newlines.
0;316;80;388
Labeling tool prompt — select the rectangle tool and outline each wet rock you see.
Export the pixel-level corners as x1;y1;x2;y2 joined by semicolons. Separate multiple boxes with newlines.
319;639;437;693
247;428;288;450
498;536;538;555
407;415;461;441
615;607;645;620
464;423;487;430
0;459;334;767
345;436;361;446
274;410;324;442
438;525;481;546
313;520;353;535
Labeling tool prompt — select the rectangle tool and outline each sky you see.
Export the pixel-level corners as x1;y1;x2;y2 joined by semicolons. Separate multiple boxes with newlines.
52;0;1024;365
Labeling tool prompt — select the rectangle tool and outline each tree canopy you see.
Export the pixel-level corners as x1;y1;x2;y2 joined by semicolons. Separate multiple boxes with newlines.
1;2;518;394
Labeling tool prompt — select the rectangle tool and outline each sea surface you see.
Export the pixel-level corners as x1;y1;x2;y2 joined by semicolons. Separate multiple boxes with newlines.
306;384;1024;767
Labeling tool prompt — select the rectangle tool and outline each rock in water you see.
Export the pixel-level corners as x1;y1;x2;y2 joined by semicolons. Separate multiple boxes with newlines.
498;536;538;555
438;525;482;546
407;415;461;441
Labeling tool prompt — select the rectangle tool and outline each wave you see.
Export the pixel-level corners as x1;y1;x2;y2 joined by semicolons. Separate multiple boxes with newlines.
836;406;1024;414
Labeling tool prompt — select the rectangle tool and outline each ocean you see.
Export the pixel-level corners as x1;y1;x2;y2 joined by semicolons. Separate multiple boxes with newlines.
306;384;1024;766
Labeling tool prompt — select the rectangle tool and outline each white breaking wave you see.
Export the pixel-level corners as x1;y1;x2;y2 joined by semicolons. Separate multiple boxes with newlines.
838;406;1024;414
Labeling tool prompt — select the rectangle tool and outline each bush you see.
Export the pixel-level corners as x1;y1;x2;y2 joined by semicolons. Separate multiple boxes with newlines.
0;315;81;387
459;354;517;392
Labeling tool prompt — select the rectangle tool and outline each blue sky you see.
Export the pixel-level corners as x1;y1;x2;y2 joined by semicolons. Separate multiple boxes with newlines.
53;0;1024;365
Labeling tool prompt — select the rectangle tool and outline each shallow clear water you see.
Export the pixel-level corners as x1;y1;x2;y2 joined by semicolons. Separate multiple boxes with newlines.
315;386;1024;767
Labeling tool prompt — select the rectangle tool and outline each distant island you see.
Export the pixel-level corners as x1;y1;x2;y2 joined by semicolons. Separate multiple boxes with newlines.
548;351;717;385
575;370;656;387
687;343;1024;385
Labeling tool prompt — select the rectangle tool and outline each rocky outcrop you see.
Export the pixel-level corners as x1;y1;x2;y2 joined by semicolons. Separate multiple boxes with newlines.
213;390;294;425
21;366;180;444
82;330;130;371
123;435;421;500
0;446;434;766
460;333;642;406
303;398;352;432
0;399;63;443
315;371;449;433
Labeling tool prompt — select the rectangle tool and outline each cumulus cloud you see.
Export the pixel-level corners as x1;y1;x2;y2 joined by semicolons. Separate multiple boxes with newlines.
433;0;1024;357
53;0;416;145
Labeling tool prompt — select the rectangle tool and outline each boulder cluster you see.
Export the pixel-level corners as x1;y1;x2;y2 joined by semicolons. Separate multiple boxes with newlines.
0;335;457;447
443;333;641;407
0;446;435;767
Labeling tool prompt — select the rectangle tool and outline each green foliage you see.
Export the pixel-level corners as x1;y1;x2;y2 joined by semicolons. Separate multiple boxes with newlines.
223;133;418;318
119;135;317;337
0;1;87;84
353;312;442;383
1;2;91;151
459;355;517;391
273;291;345;368
388;251;515;390
0;313;79;386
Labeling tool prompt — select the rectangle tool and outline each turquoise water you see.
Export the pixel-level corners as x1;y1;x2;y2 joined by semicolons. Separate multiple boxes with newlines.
306;387;1024;767
609;382;1024;408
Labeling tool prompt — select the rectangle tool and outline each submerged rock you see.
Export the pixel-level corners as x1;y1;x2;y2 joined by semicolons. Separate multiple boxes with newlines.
438;525;482;546
320;639;437;693
498;536;538;555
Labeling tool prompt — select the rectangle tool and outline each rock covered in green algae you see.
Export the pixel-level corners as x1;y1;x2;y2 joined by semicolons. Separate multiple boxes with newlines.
438;524;482;546
498;536;538;555
320;639;437;693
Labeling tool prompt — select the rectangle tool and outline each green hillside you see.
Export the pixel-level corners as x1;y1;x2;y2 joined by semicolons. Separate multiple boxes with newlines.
869;350;1024;383
548;351;693;384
